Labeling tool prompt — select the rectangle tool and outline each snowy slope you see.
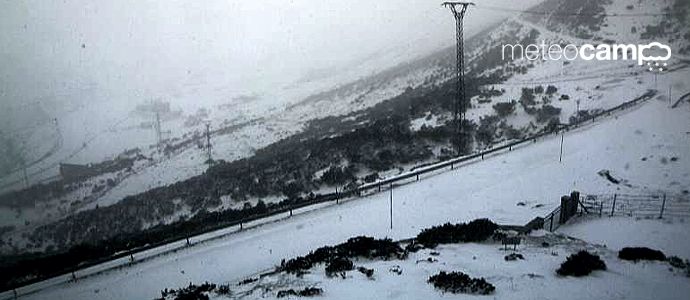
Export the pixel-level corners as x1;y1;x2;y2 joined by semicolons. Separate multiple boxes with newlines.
11;82;690;299
229;233;690;300
0;0;536;241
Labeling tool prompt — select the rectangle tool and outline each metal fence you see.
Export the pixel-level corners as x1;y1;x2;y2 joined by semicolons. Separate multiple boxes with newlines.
542;206;562;231
1;90;657;297
581;193;690;219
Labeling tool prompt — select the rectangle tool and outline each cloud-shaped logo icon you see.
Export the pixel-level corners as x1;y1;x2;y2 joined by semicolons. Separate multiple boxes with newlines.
638;42;672;65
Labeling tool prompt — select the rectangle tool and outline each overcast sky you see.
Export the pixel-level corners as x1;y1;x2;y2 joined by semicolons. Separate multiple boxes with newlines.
0;0;537;112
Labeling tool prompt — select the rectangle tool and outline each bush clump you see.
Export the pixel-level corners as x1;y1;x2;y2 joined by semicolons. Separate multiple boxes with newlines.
276;287;323;298
159;282;216;300
557;251;607;276
325;257;354;276
668;256;688;269
428;271;495;295
416;219;498;247
504;253;524;261
280;236;404;274
357;266;374;278
618;247;666;262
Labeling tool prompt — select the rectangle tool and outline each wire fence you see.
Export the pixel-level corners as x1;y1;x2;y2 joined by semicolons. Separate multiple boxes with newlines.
1;89;657;298
581;193;690;219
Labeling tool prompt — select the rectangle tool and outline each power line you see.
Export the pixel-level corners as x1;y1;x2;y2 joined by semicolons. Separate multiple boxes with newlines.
474;4;674;17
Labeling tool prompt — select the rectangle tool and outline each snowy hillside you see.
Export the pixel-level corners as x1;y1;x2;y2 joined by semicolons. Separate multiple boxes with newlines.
0;0;537;245
1;0;690;296
2;0;689;259
10;83;689;300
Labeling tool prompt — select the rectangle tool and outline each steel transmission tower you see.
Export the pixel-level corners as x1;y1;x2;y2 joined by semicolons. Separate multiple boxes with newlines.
204;122;213;165
443;2;474;152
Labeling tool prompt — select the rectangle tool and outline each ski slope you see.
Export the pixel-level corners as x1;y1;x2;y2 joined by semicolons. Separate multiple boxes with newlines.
10;89;689;300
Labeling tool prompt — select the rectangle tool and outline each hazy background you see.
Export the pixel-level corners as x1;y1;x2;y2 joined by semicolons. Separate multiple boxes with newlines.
0;0;537;110
0;0;538;187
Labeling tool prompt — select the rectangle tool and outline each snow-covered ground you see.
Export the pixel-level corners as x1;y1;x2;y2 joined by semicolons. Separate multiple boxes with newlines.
560;216;690;258
0;0;532;241
230;233;689;300
10;84;689;299
4;0;687;256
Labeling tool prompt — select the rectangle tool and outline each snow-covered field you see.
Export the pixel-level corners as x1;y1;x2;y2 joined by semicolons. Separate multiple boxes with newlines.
560;216;690;259
9;84;689;299
231;233;689;300
4;0;687;257
0;0;532;241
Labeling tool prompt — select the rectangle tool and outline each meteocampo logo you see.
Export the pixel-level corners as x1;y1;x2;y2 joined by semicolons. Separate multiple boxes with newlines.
502;41;672;66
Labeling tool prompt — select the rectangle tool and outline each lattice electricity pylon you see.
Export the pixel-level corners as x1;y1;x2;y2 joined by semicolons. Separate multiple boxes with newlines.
443;1;474;151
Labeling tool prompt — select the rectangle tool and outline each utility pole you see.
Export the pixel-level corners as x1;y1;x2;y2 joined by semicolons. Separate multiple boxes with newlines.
154;110;162;150
443;2;474;153
20;140;29;188
559;132;564;163
389;183;393;230
205;122;213;165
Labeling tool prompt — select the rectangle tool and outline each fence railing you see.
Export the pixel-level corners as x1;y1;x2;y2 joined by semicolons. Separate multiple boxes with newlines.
1;89;657;298
581;193;690;219
543;206;562;231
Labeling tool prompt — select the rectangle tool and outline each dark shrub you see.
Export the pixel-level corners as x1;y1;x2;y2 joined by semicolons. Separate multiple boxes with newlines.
475;115;500;146
618;247;666;262
535;105;561;123
668;256;687;269
325;257;354;276
321;166;355;185
216;284;231;295
520;88;536;106
160;282;216;300
504;253;524;261
416;219;498;247
276;287;323;298
280;236;404;274
546;85;558;95
428;271;495;295
363;172;379;183
492;101;516;117
357;266;374;278
557;251;606;276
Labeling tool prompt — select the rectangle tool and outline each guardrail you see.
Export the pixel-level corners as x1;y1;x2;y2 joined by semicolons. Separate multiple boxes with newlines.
1;89;657;299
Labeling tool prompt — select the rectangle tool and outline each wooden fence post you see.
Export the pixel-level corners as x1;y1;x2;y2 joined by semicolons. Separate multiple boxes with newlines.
559;196;569;223
659;193;666;219
610;194;617;217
